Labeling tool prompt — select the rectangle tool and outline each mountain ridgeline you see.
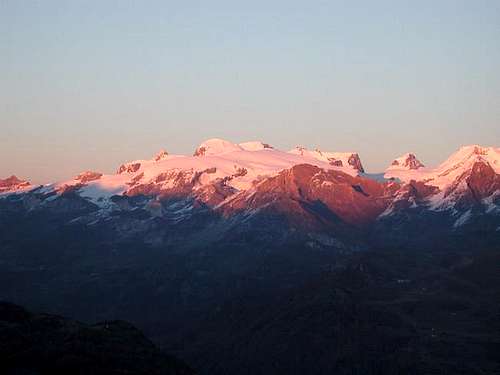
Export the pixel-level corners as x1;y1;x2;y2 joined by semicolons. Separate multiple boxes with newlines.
1;139;499;374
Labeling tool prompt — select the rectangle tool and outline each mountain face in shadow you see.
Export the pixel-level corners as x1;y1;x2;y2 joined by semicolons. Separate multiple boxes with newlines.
183;246;500;375
0;302;195;375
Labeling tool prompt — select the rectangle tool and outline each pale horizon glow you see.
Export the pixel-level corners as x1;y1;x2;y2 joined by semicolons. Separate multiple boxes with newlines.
1;1;499;184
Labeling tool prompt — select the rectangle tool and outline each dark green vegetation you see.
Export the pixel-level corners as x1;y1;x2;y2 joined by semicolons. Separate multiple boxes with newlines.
0;302;194;375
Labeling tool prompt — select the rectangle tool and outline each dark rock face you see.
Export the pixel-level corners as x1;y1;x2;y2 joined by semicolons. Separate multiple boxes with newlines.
348;153;365;173
327;158;343;167
0;302;194;375
117;162;141;174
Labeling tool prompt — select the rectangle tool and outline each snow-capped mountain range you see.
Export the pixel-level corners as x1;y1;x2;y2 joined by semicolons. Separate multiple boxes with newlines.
1;138;365;200
1;139;499;248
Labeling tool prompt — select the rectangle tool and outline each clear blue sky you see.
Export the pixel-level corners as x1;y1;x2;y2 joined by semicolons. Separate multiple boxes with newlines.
1;0;499;183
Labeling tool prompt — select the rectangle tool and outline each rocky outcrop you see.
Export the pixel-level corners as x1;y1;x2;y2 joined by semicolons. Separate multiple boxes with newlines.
390;153;424;170
154;149;169;161
0;175;30;193
117;162;141;174
347;153;365;173
75;170;103;183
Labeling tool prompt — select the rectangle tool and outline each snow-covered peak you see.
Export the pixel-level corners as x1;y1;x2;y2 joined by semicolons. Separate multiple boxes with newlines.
238;141;274;151
438;145;500;175
384;145;500;190
387;153;424;171
288;146;364;173
193;138;243;156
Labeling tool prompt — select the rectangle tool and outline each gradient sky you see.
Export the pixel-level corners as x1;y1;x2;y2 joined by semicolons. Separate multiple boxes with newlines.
1;1;499;184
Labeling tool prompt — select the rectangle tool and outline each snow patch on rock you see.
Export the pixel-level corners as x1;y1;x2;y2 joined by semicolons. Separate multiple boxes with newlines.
387;153;424;170
453;209;472;228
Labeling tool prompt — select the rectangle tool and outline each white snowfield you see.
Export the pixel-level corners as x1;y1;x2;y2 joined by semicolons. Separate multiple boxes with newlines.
384;145;500;190
53;139;363;203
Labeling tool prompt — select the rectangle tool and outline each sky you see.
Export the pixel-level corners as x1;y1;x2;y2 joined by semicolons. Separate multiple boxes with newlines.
1;0;499;184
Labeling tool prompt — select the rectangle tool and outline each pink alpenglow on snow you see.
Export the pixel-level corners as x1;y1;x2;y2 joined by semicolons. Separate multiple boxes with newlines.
1;140;498;218
288;146;365;173
18;138;362;205
0;175;31;194
388;153;425;170
385;145;500;189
